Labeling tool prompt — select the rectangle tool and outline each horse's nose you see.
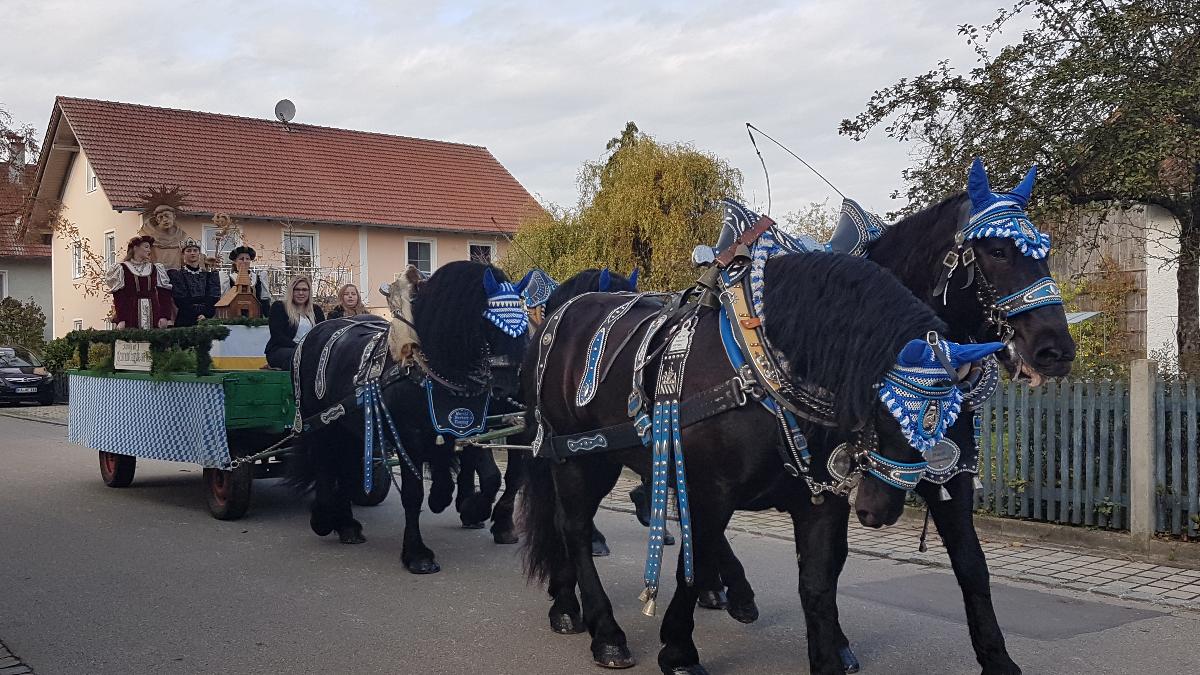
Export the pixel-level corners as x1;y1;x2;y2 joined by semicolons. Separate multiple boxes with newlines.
1034;338;1076;370
857;509;885;529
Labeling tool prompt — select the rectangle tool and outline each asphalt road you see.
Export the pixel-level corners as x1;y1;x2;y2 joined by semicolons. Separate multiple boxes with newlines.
1;415;1197;675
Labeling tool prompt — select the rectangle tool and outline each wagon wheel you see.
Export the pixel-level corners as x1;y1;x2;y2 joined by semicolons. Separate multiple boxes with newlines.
203;462;254;520
352;461;392;507
99;451;136;487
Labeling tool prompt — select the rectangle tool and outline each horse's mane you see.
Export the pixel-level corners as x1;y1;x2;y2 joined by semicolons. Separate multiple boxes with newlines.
865;192;970;301
411;260;504;383
762;253;946;430
544;269;635;314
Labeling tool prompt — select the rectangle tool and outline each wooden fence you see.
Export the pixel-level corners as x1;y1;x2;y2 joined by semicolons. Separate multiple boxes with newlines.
974;365;1198;538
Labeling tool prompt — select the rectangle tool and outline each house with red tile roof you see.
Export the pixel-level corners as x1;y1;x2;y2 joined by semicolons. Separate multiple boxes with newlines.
0;154;52;340
27;96;541;336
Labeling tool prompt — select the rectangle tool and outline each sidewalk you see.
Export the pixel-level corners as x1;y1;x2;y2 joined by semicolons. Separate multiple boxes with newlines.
0;405;67;427
8;404;1197;611
599;470;1200;612
0;639;33;674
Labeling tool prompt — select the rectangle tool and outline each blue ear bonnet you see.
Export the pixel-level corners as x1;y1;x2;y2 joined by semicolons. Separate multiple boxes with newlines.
519;269;558;309
880;336;1005;455
965;158;1051;259
482;268;530;338
824;198;889;257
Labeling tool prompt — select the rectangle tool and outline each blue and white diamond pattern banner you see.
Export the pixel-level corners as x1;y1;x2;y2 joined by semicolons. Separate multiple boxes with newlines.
67;374;232;468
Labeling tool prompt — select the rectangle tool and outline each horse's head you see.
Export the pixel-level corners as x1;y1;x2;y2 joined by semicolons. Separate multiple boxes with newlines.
411;261;530;399
544;268;638;315
853;335;1005;527
954;159;1075;383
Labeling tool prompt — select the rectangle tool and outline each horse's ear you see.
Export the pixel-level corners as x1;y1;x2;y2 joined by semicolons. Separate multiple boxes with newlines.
896;339;932;367
515;269;534;294
483;267;500;295
628;267;639;290
404;265;423;286
598;268;611;292
967;157;992;210
947;340;1006;368
1009;165;1037;207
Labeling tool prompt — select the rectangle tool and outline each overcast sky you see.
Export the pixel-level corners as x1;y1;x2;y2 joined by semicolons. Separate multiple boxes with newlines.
3;0;1017;220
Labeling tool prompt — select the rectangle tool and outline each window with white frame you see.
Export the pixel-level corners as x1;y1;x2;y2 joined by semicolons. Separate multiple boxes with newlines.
203;225;239;261
283;231;317;272
85;160;98;193
73;319;83;331
104;231;116;268
469;242;495;265
71;242;83;278
0;270;8;299
406;239;434;275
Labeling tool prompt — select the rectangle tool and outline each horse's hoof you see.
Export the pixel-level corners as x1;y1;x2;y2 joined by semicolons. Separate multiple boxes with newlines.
549;611;584;634
492;530;519;545
665;665;709;675
591;539;611;557
461;521;486;529
630;487;651;527
663;531;675;546
310;511;334;537
405;558;441;574
838;646;860;673
696;589;728;610
592;643;635;669
981;661;1022;675
337;528;366;544
727;598;758;624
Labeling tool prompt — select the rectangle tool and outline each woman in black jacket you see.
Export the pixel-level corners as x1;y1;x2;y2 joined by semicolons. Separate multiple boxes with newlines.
265;275;325;369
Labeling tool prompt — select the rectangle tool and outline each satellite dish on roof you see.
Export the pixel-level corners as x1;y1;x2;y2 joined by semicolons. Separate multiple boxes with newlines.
274;99;296;123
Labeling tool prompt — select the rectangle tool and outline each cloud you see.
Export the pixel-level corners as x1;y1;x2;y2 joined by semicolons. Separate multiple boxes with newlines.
3;0;1012;220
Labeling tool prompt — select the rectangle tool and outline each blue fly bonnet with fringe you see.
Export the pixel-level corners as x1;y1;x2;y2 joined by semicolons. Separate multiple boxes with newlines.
964;158;1051;260
482;268;530;337
519;269;558;309
881;337;1005;455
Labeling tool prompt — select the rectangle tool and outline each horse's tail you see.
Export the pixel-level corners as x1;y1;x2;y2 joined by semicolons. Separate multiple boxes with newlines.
520;454;566;586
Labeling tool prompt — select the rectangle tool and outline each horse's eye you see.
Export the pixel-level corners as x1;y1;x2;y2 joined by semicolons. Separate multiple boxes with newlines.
989;247;1008;260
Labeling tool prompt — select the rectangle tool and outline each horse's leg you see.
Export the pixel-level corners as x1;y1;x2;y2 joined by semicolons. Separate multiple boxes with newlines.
630;481;676;545
332;443;366;544
455;445;479;516
460;445;501;528
308;430;338;537
490;449;524;544
792;496;859;675
555;458;632;667
919;474;1021;675
399;459;439;574
590;523;611;557
704;534;759;622
656;498;731;675
427;443;454;514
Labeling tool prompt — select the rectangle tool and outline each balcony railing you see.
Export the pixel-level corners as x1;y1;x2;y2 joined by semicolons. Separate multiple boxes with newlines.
260;265;354;303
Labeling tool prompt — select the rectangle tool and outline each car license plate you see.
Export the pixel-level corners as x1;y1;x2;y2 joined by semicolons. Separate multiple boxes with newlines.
15;387;36;393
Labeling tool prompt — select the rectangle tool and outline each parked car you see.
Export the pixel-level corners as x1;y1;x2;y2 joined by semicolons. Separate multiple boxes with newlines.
0;346;55;405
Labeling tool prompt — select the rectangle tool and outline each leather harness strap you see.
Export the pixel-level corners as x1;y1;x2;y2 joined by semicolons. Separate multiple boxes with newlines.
714;215;776;267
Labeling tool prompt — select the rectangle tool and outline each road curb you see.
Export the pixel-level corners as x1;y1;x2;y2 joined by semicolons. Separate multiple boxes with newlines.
0;410;67;427
0;639;34;674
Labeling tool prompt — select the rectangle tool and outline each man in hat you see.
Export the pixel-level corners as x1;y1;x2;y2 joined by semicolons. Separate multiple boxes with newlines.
167;238;219;327
107;235;174;329
220;245;272;315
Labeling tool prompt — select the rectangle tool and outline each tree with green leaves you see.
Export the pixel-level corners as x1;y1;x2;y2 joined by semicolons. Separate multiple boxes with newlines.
780;200;838;243
504;122;743;291
839;0;1200;372
0;297;47;352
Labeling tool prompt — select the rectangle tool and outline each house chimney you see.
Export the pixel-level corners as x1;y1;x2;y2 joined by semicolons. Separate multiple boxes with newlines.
5;133;26;183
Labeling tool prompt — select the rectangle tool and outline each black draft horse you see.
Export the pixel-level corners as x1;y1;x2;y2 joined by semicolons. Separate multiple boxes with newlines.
522;253;968;675
486;268;637;548
696;174;1076;673
291;260;528;574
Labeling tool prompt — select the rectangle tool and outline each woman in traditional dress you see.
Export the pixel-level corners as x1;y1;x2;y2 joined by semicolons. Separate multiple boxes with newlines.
325;283;368;319
265;275;325;369
219;246;272;316
107;235;175;329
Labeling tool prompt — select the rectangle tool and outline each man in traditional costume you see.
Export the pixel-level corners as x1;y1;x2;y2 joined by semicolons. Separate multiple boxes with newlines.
219;246;272;315
136;186;190;270
107;235;175;329
167;237;219;327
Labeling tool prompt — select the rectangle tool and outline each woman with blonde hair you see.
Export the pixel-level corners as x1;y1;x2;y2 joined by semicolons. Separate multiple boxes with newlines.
265;275;325;369
326;283;367;319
